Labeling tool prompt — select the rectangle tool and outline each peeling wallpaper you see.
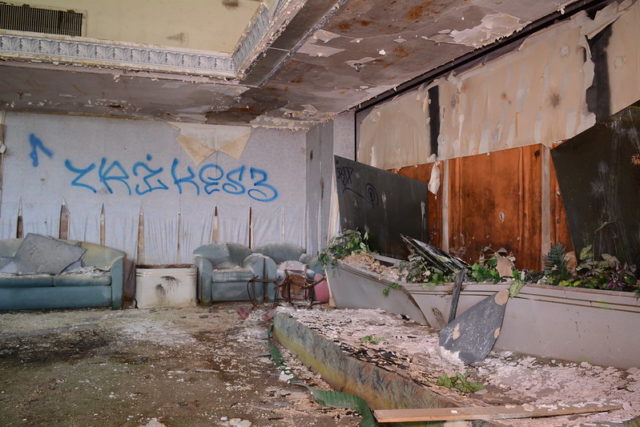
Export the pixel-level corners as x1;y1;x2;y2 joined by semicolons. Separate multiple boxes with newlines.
358;0;640;165
358;85;431;170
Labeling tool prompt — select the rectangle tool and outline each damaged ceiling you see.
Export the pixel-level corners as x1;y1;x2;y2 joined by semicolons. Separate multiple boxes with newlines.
0;0;584;129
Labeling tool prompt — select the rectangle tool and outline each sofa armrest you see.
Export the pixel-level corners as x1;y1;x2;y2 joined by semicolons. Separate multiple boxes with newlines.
242;253;278;281
110;256;124;309
299;254;323;278
194;255;213;305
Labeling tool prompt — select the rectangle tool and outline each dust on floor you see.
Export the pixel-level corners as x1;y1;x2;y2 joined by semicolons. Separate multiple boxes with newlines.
0;304;360;427
283;307;640;426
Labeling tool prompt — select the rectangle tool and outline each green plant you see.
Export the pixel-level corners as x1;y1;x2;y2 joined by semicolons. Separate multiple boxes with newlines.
436;372;485;394
541;244;640;293
382;282;401;296
399;254;453;284
509;268;526;297
360;335;384;344
470;258;501;283
318;230;370;267
543;243;571;285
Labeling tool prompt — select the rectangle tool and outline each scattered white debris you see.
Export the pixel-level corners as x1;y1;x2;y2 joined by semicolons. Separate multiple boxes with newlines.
280;307;640;425
140;418;165;427
378;49;387;55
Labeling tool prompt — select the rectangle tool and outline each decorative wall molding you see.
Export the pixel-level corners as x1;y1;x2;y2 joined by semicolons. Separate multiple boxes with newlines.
0;0;306;79
0;33;235;76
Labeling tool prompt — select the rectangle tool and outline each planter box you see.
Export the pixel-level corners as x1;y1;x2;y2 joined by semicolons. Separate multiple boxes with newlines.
325;261;428;325
328;261;640;369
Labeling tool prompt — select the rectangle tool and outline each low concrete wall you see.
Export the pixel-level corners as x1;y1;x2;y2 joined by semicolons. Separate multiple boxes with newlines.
272;311;457;412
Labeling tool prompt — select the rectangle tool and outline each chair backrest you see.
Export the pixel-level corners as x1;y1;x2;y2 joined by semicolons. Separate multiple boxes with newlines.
81;242;125;268
193;243;232;268
254;242;305;265
226;243;252;265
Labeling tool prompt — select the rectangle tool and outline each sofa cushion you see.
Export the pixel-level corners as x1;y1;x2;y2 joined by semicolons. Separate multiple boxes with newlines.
0;274;54;288
211;268;255;282
54;267;112;287
254;243;305;265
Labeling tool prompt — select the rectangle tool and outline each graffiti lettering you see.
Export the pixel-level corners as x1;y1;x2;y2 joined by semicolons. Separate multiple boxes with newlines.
64;159;97;193
198;164;224;195
25;131;280;202
223;166;246;195
29;134;54;167
248;167;278;202
171;159;200;196
99;158;131;195
132;154;169;195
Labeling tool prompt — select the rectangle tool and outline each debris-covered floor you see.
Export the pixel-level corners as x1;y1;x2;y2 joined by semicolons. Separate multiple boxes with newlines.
280;307;640;426
0;304;360;427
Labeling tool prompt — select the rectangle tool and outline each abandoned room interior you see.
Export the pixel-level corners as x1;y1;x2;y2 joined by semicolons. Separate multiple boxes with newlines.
0;0;639;425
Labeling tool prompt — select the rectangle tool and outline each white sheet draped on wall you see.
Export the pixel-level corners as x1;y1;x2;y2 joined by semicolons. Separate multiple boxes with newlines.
1;113;307;268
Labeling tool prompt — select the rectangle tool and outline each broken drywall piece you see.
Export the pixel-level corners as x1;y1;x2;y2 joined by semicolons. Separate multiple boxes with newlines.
312;29;340;43
430;13;528;48
169;122;252;163
346;57;377;71
297;40;344;57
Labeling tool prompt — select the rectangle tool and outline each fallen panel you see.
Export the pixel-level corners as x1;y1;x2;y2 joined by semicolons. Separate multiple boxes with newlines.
552;103;640;268
334;155;428;259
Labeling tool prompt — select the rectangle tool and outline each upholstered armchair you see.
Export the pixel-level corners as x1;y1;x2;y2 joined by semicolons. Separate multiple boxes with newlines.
193;242;276;304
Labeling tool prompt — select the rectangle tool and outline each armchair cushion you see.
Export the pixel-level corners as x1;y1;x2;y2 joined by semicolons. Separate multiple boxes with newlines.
211;268;255;282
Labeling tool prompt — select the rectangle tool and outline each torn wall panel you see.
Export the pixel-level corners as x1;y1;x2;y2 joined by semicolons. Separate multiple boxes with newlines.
358;86;431;170
437;15;595;160
607;0;640;115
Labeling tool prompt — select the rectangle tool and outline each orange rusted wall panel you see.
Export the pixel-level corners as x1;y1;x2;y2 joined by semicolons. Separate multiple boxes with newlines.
395;163;443;247
448;145;543;270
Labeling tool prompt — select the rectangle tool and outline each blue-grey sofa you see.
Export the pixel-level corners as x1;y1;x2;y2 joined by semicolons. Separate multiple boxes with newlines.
0;238;125;310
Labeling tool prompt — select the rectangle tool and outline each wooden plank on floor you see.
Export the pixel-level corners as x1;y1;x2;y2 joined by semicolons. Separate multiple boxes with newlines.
374;404;621;423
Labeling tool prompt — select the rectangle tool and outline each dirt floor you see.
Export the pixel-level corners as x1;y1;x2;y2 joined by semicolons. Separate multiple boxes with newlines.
0;304;360;427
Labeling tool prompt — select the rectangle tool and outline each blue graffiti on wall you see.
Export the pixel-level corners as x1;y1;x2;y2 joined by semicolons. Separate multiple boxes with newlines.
29;133;54;167
28;135;279;202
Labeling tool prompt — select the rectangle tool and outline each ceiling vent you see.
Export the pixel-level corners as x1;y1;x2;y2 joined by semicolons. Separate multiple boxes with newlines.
0;4;82;37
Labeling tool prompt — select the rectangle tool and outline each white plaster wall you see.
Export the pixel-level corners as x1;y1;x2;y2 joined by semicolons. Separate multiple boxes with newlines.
306;111;357;254
1;113;307;266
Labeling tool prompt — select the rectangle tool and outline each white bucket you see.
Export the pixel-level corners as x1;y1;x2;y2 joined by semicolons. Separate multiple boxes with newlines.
135;264;197;308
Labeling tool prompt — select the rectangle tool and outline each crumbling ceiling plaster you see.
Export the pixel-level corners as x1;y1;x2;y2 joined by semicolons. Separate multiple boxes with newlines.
0;0;581;129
